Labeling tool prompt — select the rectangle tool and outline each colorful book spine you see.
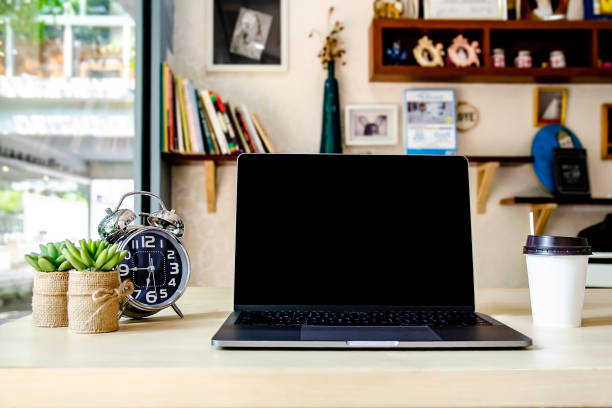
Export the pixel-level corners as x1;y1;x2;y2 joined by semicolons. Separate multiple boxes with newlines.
182;79;199;152
227;101;251;153
195;90;216;154
200;89;229;154
251;113;276;153
167;65;175;151
176;75;191;152
161;63;168;152
185;79;205;152
240;104;266;153
209;91;238;154
174;76;185;152
235;107;258;152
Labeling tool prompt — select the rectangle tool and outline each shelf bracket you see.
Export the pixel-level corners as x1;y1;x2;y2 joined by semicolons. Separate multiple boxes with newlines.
204;160;217;213
476;162;500;214
530;203;558;235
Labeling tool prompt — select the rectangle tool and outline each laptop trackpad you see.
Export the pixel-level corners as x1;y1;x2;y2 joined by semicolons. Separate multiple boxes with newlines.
300;326;441;341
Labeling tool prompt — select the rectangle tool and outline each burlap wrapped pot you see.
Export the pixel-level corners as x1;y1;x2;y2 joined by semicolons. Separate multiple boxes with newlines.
67;270;133;333
32;271;69;327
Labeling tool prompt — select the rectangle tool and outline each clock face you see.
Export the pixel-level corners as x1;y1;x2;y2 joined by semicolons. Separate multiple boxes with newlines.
117;228;189;310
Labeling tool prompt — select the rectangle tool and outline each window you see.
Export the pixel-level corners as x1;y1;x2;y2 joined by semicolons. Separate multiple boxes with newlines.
0;0;136;324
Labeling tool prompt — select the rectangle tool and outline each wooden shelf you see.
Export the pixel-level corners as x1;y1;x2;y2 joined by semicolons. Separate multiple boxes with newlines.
465;156;533;213
162;153;238;213
370;19;612;83
501;196;612;234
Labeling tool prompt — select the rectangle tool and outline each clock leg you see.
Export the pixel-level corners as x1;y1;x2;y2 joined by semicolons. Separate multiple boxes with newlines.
172;303;184;318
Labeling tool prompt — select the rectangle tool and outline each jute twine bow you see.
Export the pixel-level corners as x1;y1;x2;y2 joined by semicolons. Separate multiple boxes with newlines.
85;280;134;324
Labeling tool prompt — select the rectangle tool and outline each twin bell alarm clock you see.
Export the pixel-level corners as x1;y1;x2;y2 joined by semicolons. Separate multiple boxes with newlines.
98;191;190;318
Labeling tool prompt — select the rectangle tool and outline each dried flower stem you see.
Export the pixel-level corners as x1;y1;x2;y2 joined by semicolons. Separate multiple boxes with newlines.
308;6;347;69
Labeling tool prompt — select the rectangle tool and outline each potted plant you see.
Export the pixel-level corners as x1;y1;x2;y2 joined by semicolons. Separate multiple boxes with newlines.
25;242;72;327
62;239;131;333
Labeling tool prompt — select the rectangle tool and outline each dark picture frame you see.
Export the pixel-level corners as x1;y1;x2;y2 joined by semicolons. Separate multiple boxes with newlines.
602;104;612;159
553;148;591;197
206;0;288;71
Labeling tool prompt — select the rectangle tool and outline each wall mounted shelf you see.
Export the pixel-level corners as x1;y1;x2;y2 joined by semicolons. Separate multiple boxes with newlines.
370;19;612;83
162;153;238;213
500;196;612;234
466;156;533;213
163;153;536;215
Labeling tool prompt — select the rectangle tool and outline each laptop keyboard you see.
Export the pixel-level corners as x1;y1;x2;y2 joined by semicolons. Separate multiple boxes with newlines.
236;310;492;327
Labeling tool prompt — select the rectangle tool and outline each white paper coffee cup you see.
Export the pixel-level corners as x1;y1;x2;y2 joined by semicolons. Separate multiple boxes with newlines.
524;235;591;328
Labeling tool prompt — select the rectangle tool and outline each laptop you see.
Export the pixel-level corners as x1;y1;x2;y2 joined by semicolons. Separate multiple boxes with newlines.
212;154;532;348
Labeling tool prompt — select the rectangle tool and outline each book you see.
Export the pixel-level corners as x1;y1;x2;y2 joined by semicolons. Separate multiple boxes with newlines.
213;93;242;153
235;107;258;152
195;90;218;154
174;76;185;152
161;63;168;152
209;91;238;154
251;113;276;153
200;89;230;154
166;65;175;151
240;104;266;153
227;101;251;153
176;75;191;152
185;79;205;152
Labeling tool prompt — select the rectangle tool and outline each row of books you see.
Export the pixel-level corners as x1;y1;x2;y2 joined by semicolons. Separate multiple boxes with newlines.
161;62;276;154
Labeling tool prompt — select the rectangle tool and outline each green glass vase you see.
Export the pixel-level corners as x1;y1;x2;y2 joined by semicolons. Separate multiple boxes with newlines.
319;61;342;153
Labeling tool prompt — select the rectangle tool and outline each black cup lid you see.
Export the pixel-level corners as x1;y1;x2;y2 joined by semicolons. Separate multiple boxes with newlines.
523;235;592;255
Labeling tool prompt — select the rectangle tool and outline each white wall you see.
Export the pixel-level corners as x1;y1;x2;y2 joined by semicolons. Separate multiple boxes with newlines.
170;0;612;288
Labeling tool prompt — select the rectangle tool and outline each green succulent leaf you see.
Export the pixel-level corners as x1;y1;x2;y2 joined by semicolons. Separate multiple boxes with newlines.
101;250;127;271
94;248;109;269
80;245;94;268
64;240;81;261
37;257;56;272
61;248;86;270
46;243;59;259
39;244;49;256
57;260;72;271
94;240;108;259
24;254;41;271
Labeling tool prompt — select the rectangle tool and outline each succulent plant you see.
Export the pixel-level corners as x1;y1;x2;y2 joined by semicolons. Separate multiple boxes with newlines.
25;239;128;272
60;239;128;271
24;242;72;272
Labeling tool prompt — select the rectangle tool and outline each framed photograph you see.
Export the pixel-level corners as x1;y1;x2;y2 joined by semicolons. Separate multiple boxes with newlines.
424;0;508;19
602;104;612;159
206;0;288;72
404;89;457;155
534;88;567;126
553;148;590;197
345;105;398;146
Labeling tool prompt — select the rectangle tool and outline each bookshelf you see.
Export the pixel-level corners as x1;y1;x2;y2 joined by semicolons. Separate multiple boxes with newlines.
370;19;612;83
162;153;238;213
501;196;612;234
162;153;533;214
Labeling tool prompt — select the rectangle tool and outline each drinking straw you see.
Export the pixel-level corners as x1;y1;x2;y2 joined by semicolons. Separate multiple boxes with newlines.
529;211;535;236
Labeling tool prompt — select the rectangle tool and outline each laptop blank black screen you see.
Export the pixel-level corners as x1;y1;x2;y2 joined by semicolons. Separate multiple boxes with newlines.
234;154;475;310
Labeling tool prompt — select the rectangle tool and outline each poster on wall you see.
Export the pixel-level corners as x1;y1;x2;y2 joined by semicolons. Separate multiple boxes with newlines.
424;0;508;19
206;0;288;72
404;89;457;155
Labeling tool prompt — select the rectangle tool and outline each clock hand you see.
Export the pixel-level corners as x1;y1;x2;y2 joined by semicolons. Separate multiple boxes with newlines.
130;267;149;271
148;254;158;292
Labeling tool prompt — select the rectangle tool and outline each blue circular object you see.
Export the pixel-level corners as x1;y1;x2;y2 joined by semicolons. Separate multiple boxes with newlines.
531;124;582;193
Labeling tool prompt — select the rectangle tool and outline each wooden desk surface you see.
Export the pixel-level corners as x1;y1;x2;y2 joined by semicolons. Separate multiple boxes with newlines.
1;287;612;408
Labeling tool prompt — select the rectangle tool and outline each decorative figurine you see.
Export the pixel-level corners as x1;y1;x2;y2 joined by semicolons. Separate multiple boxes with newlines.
447;35;481;67
492;48;506;68
413;36;445;67
385;40;408;65
549;50;566;68
373;0;405;18
515;50;532;68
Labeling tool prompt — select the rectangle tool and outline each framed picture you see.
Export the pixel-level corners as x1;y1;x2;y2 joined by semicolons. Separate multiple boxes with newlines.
424;0;507;19
602;104;612;159
404;89;457;155
553;148;590;197
345;105;398;146
206;0;288;72
534;88;567;126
